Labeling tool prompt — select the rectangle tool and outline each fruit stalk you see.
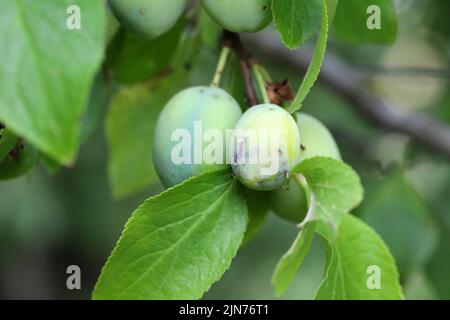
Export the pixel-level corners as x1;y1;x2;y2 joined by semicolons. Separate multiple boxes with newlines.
252;64;270;104
211;45;231;87
223;31;258;106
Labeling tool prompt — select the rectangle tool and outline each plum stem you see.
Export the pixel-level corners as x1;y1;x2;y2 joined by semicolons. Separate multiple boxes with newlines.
252;64;270;104
223;31;258;106
211;45;231;88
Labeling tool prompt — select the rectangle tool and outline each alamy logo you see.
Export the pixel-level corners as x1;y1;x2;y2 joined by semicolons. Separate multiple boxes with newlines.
367;5;382;30
366;265;382;290
66;5;81;30
170;121;284;176
66;265;81;290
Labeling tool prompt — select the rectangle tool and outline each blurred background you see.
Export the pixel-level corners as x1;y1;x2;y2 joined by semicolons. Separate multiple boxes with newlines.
1;0;449;299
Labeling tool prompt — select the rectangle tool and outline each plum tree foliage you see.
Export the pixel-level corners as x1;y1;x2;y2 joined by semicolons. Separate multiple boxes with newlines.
231;104;301;191
108;0;188;38
201;0;272;32
0;0;404;301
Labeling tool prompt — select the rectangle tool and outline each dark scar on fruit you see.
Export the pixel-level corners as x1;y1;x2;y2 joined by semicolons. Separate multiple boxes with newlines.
301;144;306;151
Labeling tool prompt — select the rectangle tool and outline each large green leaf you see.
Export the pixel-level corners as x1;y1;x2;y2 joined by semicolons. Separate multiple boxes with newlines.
106;72;187;198
326;0;339;22
106;18;203;198
271;157;363;296
106;19;186;85
242;190;269;245
316;215;403;300
272;222;316;296
333;0;397;44
286;0;329;113
423;168;450;299
81;72;117;144
0;0;106;164
295;157;363;240
357;170;438;277
272;0;322;49
93;170;248;300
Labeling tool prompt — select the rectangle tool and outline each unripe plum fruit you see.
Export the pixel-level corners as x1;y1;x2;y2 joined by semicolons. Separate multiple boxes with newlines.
231;104;301;191
201;0;272;33
153;87;242;188
109;0;188;38
270;113;341;223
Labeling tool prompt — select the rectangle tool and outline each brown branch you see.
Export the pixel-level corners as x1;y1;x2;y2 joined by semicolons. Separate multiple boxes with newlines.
223;31;258;106
355;65;450;79
242;33;450;160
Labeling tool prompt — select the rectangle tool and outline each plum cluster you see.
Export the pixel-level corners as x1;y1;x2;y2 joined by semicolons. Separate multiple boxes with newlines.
109;0;342;224
108;0;272;38
153;87;341;223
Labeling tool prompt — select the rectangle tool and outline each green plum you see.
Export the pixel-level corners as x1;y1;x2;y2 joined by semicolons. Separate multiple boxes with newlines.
201;0;272;33
231;104;301;191
153;87;242;188
109;0;188;38
297;113;341;161
270;112;341;223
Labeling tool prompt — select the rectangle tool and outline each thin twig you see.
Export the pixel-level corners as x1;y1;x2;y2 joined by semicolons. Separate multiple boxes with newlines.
252;64;270;103
211;46;231;87
356;65;450;79
223;31;258;106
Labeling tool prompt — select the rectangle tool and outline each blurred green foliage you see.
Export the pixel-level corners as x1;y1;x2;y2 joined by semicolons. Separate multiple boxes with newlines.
0;0;449;299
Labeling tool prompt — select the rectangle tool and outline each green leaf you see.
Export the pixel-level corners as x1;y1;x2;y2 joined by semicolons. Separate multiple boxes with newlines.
93;170;248;300
357;170;438;277
333;0;397;44
271;157;362;296
286;0;329;113
424;168;450;299
272;0;322;49
0;0;106;164
427;233;450;299
295;157;363;240
316;215;404;300
199;9;222;50
40;152;60;174
272;222;316;296
106;19;186;85
326;0;339;23
242;190;269;245
81;72;117;143
106;17;202;198
221;54;247;108
106;71;187;198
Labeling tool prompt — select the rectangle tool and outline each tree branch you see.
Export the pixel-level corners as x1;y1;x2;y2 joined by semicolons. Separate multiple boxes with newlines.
242;33;450;160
